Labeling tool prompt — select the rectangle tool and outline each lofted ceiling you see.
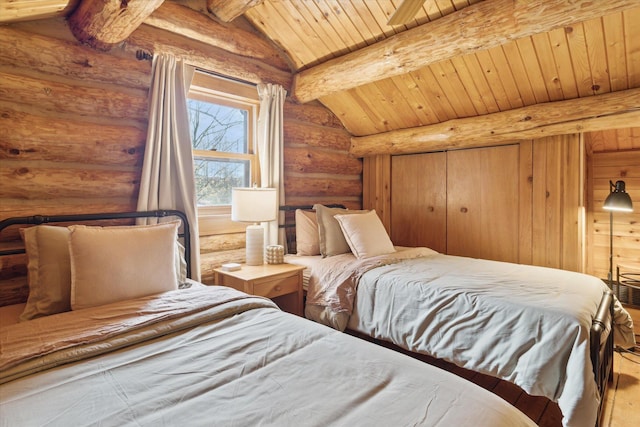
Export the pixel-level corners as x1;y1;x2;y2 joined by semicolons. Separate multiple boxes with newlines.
2;0;640;154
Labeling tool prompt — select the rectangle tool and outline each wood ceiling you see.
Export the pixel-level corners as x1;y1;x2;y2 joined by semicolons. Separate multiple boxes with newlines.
2;0;640;155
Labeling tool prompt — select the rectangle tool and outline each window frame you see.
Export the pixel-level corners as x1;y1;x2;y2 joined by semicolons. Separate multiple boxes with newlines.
187;71;260;220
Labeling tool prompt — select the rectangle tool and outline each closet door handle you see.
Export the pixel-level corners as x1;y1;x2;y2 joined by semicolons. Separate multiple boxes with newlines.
460;207;468;213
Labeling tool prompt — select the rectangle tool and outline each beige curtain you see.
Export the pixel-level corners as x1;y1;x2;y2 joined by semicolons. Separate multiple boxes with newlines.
137;54;201;281
257;83;287;247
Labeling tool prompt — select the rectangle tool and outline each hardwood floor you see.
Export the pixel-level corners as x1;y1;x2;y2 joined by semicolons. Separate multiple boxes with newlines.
601;305;640;427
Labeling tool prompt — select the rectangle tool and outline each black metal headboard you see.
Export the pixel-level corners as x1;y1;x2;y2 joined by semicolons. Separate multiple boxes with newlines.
0;210;191;278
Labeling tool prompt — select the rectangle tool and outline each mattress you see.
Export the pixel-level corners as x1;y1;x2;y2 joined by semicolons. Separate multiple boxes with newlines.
0;285;536;427
296;247;636;427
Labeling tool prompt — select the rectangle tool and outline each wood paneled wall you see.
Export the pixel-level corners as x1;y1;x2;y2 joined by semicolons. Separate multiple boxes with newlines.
0;19;358;302
585;129;640;280
364;134;584;272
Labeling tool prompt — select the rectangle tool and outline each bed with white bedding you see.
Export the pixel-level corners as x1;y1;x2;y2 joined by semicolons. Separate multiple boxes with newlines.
0;210;539;427
282;204;637;427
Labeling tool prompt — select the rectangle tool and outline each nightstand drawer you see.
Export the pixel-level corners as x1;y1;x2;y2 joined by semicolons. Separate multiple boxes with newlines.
253;275;299;298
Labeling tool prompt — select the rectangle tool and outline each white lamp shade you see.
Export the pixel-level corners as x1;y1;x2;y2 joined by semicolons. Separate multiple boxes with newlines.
231;187;277;223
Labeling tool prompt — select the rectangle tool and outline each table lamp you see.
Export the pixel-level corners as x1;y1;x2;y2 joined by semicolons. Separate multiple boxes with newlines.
231;187;277;265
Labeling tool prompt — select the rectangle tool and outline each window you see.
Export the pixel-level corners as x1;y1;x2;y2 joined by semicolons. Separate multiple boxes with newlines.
187;71;259;219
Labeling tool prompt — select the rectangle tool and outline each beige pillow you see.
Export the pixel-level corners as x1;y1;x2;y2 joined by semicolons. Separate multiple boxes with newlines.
335;210;396;259
19;226;71;321
313;204;368;257
295;209;320;256
69;221;179;310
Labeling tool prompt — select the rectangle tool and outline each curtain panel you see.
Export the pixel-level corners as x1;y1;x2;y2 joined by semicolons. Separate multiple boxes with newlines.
257;84;287;248
137;54;201;282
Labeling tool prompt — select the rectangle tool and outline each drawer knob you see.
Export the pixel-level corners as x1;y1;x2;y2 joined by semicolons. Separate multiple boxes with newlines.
275;285;281;291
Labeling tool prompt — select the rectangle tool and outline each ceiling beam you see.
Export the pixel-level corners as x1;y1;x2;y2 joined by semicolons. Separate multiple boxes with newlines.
293;0;639;103
68;0;165;51
145;2;289;72
350;88;640;157
207;0;264;22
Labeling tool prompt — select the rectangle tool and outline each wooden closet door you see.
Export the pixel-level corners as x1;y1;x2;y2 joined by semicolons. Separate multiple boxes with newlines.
391;152;447;252
447;145;520;263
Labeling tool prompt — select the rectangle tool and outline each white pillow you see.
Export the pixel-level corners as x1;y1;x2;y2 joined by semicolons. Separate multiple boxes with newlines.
313;204;368;257
69;221;179;310
334;210;396;259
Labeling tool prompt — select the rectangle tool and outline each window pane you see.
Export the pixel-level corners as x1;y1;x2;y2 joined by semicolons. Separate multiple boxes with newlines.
194;158;250;206
187;99;248;154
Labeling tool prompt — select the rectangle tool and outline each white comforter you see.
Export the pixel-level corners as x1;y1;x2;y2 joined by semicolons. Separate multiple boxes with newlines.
302;248;636;427
0;286;537;427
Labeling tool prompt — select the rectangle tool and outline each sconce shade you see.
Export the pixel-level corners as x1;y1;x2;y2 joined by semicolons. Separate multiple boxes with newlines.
231;188;277;223
603;180;633;212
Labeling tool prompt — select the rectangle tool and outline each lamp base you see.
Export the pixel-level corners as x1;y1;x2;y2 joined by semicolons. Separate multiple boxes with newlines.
245;224;264;266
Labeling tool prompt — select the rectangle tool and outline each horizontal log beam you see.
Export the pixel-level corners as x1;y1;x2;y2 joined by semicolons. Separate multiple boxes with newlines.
0;71;148;120
0;26;151;89
350;89;640;157
293;0;638;103
126;24;291;89
350;88;640;157
284;121;351;151
68;0;164;51
0;106;145;166
145;2;288;71
207;0;264;23
0;165;140;200
284;147;362;175
284;176;361;198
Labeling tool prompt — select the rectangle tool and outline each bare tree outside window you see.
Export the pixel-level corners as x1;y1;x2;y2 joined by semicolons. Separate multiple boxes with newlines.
188;99;251;206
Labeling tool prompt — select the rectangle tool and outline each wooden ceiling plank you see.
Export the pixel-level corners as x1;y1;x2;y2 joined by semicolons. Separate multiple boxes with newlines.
292;0;638;103
583;16;612;96
0;0;79;23
565;22;595;97
206;0;264;22
430;60;478;117
310;1;368;52
500;42;537;107
336;0;380;45
247;1;317;70
376;77;424;127
487;46;525;109
474;50;513;111
319;93;380;136
295;1;352;62
515;38;551;104
602;13;628;92
447;56;490;116
547;27;579;100
350;87;640;156
364;1;404;37
354;83;406;131
393;73;441;125
623;8;640;88
530;32;565;102
411;67;458;122
68;0;164;51
458;54;501;113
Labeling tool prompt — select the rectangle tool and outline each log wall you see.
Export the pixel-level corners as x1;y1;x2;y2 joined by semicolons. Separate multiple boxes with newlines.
0;19;358;302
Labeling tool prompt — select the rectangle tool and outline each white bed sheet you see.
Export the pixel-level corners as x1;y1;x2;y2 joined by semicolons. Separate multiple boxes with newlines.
299;248;635;427
0;285;536;427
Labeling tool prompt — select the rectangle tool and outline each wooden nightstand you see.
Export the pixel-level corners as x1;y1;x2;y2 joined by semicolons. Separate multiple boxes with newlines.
214;263;305;316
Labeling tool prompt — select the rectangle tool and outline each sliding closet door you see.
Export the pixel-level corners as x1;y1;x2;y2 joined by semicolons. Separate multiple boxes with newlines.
446;145;520;262
391;152;446;252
